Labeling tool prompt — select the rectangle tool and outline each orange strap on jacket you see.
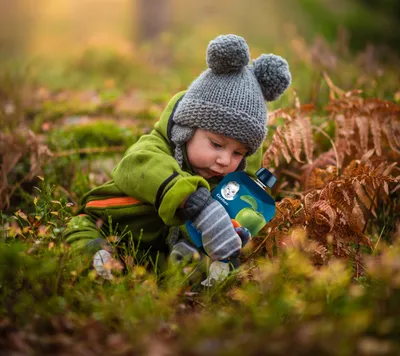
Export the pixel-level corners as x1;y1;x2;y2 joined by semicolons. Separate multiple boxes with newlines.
86;197;141;208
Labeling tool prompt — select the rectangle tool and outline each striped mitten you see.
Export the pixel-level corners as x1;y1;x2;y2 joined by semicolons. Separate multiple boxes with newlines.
184;187;241;261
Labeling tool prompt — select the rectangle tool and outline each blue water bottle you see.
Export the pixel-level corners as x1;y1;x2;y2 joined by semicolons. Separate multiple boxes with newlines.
186;168;277;257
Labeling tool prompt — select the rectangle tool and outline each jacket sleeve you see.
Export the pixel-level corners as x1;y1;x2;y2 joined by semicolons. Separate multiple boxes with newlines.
112;131;210;226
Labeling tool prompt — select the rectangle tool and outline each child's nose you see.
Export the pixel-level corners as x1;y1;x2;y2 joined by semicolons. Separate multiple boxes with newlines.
216;151;232;167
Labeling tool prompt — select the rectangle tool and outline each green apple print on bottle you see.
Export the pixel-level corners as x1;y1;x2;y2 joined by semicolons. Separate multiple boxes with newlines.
235;195;267;237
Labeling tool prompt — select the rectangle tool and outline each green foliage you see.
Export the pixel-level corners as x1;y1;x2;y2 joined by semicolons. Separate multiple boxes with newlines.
0;242;68;322
48;120;138;151
1;229;400;354
298;0;400;53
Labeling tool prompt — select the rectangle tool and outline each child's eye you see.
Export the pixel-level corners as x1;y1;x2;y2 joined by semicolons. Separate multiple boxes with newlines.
234;151;245;157
211;141;222;148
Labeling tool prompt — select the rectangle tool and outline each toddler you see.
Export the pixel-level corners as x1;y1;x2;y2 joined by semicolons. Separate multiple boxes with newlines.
63;34;291;279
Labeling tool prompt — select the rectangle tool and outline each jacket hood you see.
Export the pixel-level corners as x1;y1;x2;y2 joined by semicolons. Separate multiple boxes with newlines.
153;91;186;147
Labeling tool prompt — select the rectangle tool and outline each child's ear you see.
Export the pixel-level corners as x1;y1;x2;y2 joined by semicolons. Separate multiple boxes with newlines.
252;54;292;102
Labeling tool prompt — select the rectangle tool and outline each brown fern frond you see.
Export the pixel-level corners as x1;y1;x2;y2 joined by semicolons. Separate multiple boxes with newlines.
262;154;400;261
355;116;369;152
284;120;303;162
296;116;314;164
267;108;285;124
325;181;355;218
302;175;377;254
354;180;374;215
350;198;366;231
382;119;400;155
275;197;303;224
360;148;376;164
334;114;353;164
305;240;329;265
304;166;338;191
343;157;398;183
263;103;316;168
258;197;303;258
309;199;337;233
382;162;398;176
370;114;382;156
302;150;337;190
341;158;399;222
263;126;291;167
325;90;400;166
279;227;330;265
260;81;399;267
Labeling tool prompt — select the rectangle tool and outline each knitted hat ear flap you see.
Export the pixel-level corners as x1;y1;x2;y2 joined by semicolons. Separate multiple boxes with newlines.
170;124;196;168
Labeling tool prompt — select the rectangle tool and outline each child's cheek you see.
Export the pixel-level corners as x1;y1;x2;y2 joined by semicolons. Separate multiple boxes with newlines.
233;156;243;166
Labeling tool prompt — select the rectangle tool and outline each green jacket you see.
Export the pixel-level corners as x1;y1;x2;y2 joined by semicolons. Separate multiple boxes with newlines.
67;92;262;254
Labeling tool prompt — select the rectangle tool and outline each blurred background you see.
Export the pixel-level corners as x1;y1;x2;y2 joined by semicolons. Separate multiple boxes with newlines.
1;0;399;55
0;0;399;101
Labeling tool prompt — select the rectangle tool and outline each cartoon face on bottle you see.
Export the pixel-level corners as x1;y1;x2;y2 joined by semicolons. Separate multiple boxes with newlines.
221;181;240;201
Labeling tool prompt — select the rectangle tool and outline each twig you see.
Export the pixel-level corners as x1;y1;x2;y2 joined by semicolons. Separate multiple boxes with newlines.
322;71;346;99
281;169;303;181
374;225;386;252
277;189;303;197
311;72;322;105
2;174;37;210
362;188;379;234
55;185;78;207
244;234;271;262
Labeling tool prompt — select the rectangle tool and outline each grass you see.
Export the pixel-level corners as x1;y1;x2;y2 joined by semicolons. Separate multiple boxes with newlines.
2;213;400;354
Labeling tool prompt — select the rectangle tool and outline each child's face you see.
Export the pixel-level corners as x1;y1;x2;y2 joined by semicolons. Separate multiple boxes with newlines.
186;129;248;179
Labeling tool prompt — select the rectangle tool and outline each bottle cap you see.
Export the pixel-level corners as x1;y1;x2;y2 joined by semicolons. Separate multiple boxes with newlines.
256;168;277;189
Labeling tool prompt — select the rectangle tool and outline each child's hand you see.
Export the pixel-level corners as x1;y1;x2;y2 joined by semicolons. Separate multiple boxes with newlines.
92;250;122;280
234;226;251;247
183;187;241;261
170;240;201;265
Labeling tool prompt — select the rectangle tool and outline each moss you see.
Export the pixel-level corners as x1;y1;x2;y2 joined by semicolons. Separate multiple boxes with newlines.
48;120;139;151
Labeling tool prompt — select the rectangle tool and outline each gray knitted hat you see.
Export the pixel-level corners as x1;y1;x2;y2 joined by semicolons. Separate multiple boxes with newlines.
171;34;291;169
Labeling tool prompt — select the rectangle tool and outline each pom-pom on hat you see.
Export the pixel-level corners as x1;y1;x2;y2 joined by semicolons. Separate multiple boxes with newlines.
171;34;291;168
